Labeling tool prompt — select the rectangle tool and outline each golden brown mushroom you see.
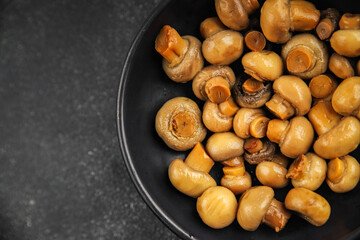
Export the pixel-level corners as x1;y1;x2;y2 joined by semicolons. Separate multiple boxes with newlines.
155;25;204;83
155;97;207;151
329;53;354;79
233;108;270;139
339;13;360;30
237;186;291;232
192;65;236;104
265;75;312;120
316;8;340;40
215;0;260;31
308;101;341;136
332;77;360;119
202;100;233;133
206;132;244;162
309;74;338;102
244;138;276;165
281;34;328;79
330;30;360;57
256;161;289;188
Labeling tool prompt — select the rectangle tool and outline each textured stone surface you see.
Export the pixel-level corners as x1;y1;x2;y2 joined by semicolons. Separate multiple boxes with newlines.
0;0;179;239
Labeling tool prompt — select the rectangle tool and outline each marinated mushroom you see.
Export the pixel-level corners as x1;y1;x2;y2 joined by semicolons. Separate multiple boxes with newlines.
215;0;260;31
221;156;252;195
237;186;291;232
265;75;312;120
197;186;238;229
329;53;354;79
332;77;360;119
281;33;328;79
244;138;276;165
271;152;289;168
267;116;314;158
155;25;204;83
260;0;320;44
285;187;331;226
201;17;244;65
202;100;233;133
316;8;340;40
244;30;266;52
206;132;244;162
232;78;272;108
339;13;360;30
155;97;207;151
330;30;360;57
242;51;283;82
233;108;270;139
308;101;341;136
309;74;338;102
192;65;236;104
286;153;327;191
326;155;360;193
256;161;289;188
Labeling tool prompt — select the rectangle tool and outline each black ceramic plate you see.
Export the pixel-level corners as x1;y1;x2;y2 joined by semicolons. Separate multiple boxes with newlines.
117;0;360;239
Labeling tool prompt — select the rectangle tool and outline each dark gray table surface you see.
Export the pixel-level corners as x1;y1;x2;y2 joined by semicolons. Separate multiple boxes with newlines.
0;0;179;239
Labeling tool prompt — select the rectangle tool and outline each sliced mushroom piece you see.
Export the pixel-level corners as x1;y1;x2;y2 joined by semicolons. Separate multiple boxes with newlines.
233;78;272;108
244;138;276;165
155;97;207;151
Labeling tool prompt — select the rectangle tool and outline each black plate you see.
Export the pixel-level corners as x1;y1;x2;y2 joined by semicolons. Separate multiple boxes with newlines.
117;0;360;239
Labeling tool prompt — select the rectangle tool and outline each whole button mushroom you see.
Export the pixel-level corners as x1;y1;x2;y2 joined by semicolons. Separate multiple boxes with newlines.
197;186;238;229
237;186;291;232
332;77;360;119
215;0;260;31
221;157;252;195
330;30;360;57
233;78;272;109
265;75;312;120
200;17;244;66
285;187;331;226
281;34;328;79
243;138;276;165
260;0;320;44
256;161;289;188
309;74;338;103
206;132;244;162
326;155;360;193
155;25;204;83
329;53;354;79
339;13;360;30
233;108;270;139
286;153;327;191
155;97;207;151
241;51;283;82
202;100;233;133
192;65;236;104
308;101;341;137
266;116;314;158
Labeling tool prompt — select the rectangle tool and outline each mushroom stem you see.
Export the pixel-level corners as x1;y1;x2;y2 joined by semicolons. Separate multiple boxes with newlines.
316;8;340;40
222;156;244;167
309;74;336;99
286;45;315;74
249;116;270;138
244;138;264;153
266;119;289;144
289;0;320;31
185;143;215;173
205;77;231;103
242;78;264;93
223;165;245;177
308;101;341;136
155;25;188;64
170;112;196;138
245;30;266;52
265;93;296;120
218;97;239;117
200;17;227;39
327;157;345;184
262;199;291;232
339;13;360;30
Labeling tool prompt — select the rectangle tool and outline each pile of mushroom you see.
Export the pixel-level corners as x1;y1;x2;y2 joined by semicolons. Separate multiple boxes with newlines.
153;0;360;233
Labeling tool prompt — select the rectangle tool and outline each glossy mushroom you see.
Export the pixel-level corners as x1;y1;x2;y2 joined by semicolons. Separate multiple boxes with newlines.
265;75;312;120
281;34;328;79
267;116;314;158
332;77;360;119
206;132;244;162
215;0;260;31
286;153;327;191
244;138;276;165
256;161;289;188
339;13;360;30
326;155;360;193
201;17;244;65
285;187;331;226
309;74;338;102
202;100;234;133
308;101;341;136
316;8;340;40
329;53;354;79
155;25;204;83
233;108;270;139
242;51;283;82
330;30;360;57
237;186;291;232
192;65;236;104
155;97;207;151
232;78;272;108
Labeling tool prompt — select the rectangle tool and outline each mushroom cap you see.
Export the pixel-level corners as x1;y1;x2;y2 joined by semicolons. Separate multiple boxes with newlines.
233;80;272;108
256;161;289;188
273;75;312;116
192;65;236;101
168;159;216;198
281;33;328;79
162;35;204;83
221;171;252;195
202;30;244;65
260;0;291;44
332;77;360;117
314;116;360;159
237;186;274;231
233;108;265;139
202;100;233;132
242;51;284;82
206;132;244;161
280;116;314;158
155;97;207;151
330;30;360;57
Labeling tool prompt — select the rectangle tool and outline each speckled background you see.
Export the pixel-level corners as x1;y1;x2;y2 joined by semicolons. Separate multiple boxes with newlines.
0;0;179;239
